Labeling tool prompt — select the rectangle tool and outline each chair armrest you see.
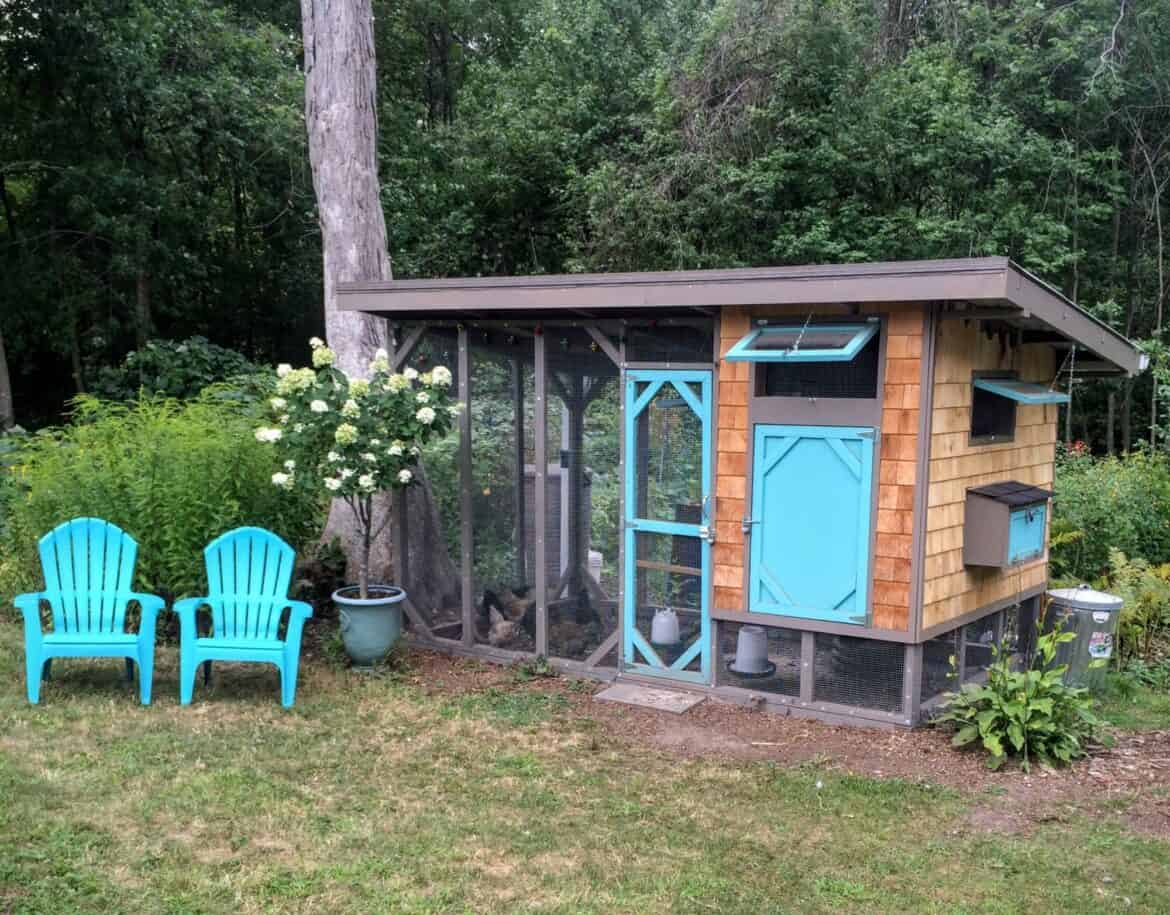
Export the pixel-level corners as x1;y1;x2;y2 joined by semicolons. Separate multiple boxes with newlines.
173;596;210;643
129;592;167;643
13;593;45;648
284;600;313;650
288;600;314;621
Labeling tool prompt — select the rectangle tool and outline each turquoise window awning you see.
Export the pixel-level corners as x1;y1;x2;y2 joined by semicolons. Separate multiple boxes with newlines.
973;378;1070;405
724;321;879;362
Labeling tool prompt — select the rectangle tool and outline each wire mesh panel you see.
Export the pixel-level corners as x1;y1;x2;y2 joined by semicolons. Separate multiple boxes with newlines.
467;331;536;653
962;615;998;682
400;328;462;640
813;633;905;713
544;329;619;663
719;622;801;697
629;530;703;670
920;629;958;704
624;321;714;363
633;382;705;526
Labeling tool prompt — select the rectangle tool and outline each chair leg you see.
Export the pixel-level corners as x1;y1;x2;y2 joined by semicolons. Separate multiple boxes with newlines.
137;650;154;706
203;660;212;686
42;658;52;681
125;658;135;683
26;653;46;704
279;655;299;708
180;651;198;706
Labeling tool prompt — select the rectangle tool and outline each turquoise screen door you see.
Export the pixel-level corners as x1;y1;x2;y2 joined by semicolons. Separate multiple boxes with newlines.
623;370;713;684
749;425;874;624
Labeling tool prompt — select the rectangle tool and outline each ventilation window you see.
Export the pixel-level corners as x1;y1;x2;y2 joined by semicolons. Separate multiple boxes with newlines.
759;331;880;399
725;321;878;362
970;384;1017;443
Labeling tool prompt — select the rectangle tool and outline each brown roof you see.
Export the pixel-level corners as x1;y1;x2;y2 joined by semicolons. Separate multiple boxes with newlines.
338;257;1145;375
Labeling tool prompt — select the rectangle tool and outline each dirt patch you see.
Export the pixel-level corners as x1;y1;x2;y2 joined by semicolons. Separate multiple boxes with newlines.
402;649;1170;837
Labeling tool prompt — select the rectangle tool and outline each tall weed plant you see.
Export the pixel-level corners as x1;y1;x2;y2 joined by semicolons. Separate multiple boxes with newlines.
0;394;323;603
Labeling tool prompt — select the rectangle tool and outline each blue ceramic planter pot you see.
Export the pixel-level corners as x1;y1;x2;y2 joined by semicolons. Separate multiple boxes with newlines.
333;585;406;667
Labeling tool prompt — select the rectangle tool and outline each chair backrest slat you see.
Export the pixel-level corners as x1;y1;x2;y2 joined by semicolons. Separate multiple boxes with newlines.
37;518;138;635
205;528;295;640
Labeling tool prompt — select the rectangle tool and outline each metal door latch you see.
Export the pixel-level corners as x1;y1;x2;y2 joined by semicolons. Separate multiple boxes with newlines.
698;524;716;545
741;517;758;534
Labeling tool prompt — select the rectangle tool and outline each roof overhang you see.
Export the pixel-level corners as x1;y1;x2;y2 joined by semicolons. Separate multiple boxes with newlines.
338;257;1146;376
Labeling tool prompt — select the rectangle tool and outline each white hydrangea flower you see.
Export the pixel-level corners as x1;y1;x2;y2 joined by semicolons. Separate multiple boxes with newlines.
388;443;404;457
349;378;370;397
335;423;358;445
374;347;388;361
416;406;436;425
270;396;287;411
324;477;342;491
255;427;282;443
361;452;376;462
416;391;430;404
293;423;305;434
271;471;293;489
387;373;409;393
410;445;421;456
284;459;296;471
310;399;328;413
309;336;325;348
278;414;290;425
431;365;453;387
341;398;360;418
397;469;413;484
358;473;376;492
420;371;433;385
327;451;342;462
340;467;355;480
276;363;292;378
403;367;419;381
312;345;336;368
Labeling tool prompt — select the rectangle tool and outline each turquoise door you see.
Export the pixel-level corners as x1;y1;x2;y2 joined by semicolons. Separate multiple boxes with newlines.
748;425;874;624
623;370;713;684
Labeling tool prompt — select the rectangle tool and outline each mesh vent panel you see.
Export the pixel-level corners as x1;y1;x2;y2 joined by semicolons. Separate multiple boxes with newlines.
962;615;998;682
813;633;904;713
920;630;958;704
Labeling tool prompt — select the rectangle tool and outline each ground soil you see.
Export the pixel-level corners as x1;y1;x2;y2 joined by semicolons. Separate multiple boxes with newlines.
403;649;1170;838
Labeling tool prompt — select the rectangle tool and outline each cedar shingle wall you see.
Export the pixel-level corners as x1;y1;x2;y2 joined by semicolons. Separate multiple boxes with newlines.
713;304;924;632
922;320;1057;630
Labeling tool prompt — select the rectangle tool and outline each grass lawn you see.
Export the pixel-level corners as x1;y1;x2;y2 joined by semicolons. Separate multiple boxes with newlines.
2;619;1168;914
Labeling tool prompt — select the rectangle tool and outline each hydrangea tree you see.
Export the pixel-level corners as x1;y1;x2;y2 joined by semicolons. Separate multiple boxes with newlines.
256;338;459;598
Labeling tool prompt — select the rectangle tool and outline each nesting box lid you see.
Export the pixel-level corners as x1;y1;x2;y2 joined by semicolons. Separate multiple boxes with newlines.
967;481;1053;506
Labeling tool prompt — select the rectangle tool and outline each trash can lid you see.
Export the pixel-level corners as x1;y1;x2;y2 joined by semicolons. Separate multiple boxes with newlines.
1047;583;1123;612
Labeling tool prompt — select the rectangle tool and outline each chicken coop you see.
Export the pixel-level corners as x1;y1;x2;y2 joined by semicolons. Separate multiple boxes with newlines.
338;258;1145;726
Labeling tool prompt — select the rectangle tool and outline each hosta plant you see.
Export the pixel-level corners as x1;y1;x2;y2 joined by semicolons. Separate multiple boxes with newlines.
936;628;1103;772
256;338;459;597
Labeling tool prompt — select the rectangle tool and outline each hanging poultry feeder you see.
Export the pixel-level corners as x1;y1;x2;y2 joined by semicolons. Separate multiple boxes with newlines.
728;625;776;678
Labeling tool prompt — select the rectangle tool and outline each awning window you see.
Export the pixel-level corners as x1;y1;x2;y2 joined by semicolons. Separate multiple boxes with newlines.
972;378;1069;405
724;321;879;362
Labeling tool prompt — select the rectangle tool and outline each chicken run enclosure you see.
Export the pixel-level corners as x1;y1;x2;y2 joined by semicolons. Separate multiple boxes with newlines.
349;260;1146;727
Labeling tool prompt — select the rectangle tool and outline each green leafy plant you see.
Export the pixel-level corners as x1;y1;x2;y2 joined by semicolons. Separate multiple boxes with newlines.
936;629;1104;771
257;338;459;597
91;337;267;402
0;394;323;604
1104;549;1170;665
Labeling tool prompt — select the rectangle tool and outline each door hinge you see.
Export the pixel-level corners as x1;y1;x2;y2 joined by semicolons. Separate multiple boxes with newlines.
858;429;875;440
741;517;758;534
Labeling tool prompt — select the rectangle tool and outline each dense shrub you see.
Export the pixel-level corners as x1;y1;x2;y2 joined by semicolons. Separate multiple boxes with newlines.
0;394;324;603
1051;445;1170;582
936;629;1103;771
90;337;268;403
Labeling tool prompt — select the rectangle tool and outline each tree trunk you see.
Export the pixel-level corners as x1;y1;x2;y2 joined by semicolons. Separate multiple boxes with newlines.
1107;388;1116;455
0;326;14;430
136;269;152;349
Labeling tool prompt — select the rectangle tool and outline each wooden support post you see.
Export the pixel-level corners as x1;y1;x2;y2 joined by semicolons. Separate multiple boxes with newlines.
512;357;527;586
458;327;473;647
800;632;815;703
534;332;549;657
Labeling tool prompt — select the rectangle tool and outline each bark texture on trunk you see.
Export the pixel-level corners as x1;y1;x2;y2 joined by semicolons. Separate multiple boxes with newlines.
302;0;393;586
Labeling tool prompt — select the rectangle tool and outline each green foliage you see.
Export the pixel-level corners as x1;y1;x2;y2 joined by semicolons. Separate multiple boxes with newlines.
89;337;267;403
1104;550;1170;665
936;629;1104;771
1051;446;1170;582
0;394;322;603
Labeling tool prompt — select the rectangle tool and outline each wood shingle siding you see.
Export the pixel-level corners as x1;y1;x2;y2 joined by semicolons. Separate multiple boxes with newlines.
921;319;1058;630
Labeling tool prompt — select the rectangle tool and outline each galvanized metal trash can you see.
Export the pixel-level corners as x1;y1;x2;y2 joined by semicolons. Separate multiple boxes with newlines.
1045;584;1124;690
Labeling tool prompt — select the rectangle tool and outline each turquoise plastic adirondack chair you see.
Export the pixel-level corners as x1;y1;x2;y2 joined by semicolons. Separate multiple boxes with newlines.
174;527;312;707
14;518;165;704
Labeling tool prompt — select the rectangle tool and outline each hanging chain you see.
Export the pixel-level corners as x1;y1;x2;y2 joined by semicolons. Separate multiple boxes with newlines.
790;310;815;354
1050;345;1075;391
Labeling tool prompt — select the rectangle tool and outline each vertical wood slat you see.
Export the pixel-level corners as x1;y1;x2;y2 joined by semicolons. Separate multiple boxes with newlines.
458;326;474;647
233;533;250;639
534;332;548;657
113;526;136;633
69;521;87;632
85;519;104;631
614;336;626;671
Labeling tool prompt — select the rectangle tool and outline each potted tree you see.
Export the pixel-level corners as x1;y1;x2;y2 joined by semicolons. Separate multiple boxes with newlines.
256;337;458;665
